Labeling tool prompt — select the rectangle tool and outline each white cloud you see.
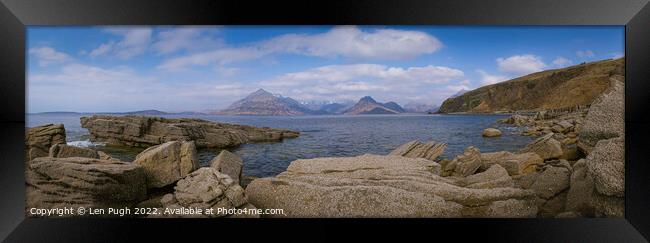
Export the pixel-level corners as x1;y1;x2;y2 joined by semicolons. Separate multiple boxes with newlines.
89;41;114;57
28;62;249;112
214;66;243;77
89;28;153;59
152;27;223;55
332;82;389;92
212;84;244;91
611;52;624;59
158;26;443;70
87;27;222;59
157;47;266;71
257;64;465;105
496;55;546;75
552;56;573;67
477;70;508;85
260;26;443;59
576;50;595;58
30;63;152;87
29;46;73;67
27;61;468;111
261;64;464;87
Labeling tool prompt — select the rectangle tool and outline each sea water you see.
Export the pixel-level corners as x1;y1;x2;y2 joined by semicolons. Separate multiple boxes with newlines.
27;113;534;178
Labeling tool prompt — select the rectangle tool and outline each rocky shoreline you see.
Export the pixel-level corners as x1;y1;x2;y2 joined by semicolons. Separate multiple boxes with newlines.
244;79;624;218
25;117;300;218
80;115;300;148
25;79;624;218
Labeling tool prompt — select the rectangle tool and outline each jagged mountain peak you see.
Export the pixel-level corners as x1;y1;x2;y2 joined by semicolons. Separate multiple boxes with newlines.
383;101;401;107
248;88;274;97
344;96;403;115
382;101;405;113
359;96;378;103
219;89;315;116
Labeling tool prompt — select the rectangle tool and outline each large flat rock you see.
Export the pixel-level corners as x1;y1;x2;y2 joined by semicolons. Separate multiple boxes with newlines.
246;154;537;218
26;157;146;213
80;115;299;148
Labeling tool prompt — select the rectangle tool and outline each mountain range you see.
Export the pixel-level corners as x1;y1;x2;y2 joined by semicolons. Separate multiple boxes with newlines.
342;96;403;115
217;89;316;115
216;89;420;116
219;59;624;116
403;102;440;113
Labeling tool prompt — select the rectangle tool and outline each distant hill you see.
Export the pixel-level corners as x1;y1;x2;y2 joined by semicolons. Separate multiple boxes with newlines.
343;96;403;115
318;103;350;114
382;101;406;113
403;102;439;113
217;89;316;115
171;111;208;115
438;58;624;113
426;106;440;113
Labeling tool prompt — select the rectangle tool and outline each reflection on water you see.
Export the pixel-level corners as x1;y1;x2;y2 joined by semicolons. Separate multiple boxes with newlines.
27;113;534;178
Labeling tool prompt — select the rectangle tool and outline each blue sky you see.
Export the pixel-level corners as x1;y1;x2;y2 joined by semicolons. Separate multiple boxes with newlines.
27;26;624;113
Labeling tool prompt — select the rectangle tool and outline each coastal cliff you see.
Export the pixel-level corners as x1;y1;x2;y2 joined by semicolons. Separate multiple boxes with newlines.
438;58;624;113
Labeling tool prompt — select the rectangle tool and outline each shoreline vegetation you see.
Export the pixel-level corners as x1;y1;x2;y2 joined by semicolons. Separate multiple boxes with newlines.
25;59;625;218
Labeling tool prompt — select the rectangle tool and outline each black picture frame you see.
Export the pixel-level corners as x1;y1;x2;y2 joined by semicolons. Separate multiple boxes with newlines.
1;0;649;242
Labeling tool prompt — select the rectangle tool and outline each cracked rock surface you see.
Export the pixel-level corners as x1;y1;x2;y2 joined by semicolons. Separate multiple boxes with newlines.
246;154;537;217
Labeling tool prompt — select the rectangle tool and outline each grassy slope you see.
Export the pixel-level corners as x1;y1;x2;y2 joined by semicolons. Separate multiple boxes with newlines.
438;58;624;113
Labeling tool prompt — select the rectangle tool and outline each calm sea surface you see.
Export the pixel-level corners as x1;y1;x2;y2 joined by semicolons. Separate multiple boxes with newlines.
27;113;534;178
